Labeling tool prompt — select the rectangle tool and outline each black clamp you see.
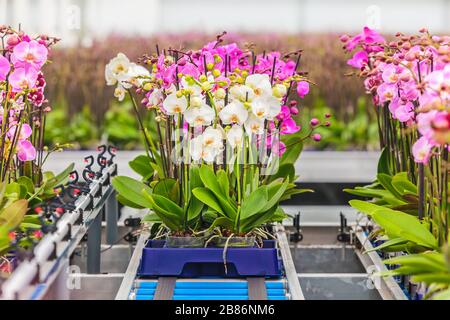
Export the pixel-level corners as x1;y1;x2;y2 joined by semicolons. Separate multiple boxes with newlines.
290;212;303;243
337;212;351;242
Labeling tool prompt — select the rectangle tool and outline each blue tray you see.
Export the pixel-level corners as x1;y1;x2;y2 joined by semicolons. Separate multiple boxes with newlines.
138;240;282;278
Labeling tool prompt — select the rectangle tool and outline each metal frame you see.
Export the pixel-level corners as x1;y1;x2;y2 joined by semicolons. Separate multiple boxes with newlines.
0;163;118;300
274;224;304;300
115;230;149;300
352;226;408;300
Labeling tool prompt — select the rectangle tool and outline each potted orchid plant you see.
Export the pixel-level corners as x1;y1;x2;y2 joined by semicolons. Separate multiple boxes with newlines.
342;27;450;299
107;34;326;247
1;25;73;274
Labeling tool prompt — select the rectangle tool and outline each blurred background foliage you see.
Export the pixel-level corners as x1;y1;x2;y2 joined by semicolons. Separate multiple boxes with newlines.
43;33;379;150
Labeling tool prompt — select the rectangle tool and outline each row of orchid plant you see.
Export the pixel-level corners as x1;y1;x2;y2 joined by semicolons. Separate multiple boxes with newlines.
1;26;72;275
343;27;450;299
106;34;327;245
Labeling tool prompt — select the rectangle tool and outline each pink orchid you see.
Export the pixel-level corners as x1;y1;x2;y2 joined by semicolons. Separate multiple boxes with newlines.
412;136;433;164
431;111;450;144
7;123;32;139
296;81;310;98
377;83;397;103
280;118;301;134
0;55;10;81
9;67;38;92
11;40;48;70
347;50;368;69
394;102;414;123
381;64;400;84
16;139;36;161
276;106;291;121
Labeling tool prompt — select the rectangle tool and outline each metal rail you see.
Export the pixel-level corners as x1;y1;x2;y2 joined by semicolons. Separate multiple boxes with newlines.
274;224;304;300
352;227;408;300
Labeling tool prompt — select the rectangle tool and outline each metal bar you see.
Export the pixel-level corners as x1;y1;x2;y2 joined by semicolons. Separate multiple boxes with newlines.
247;277;268;300
86;207;103;274
115;230;149;300
153;277;177;300
298;273;368;278
353;227;408;300
105;190;119;245
274;224;304;300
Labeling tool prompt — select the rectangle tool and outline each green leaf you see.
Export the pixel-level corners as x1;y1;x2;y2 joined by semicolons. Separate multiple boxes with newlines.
199;165;225;198
372;209;438;249
349;200;383;216
216;170;230;199
0;199;28;230
142;213;162;223
153;178;180;204
391;172;417;195
240;186;269;220
198;165;237;217
377;147;391;175
377;173;404;200
187;197;203;221
17;176;35;194
111;176;153;208
192;187;224;216
208;217;234;231
44;163;75;190
129;155;154;180
151;194;184;218
142;191;181;231
262;179;288;212
366;238;408;252
116;194;145;209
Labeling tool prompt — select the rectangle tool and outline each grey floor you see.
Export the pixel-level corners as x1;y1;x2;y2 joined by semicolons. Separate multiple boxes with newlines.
291;227;382;300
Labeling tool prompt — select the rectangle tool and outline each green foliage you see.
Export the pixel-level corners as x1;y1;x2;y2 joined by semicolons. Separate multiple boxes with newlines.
349;200;438;252
301;97;379;151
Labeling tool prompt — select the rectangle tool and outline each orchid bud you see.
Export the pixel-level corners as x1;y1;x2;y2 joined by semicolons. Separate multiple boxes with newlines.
214;55;222;64
212;69;221;77
290;107;299;115
191;96;202;107
199;74;207;82
215;88;226;100
201;81;212;91
325;121;331;127
325;113;331;118
272;84;287;98
289;100;298;107
143;82;152;91
312;133;321;142
339;35;350;43
310;118;319;126
7;35;19;46
206;63;214;71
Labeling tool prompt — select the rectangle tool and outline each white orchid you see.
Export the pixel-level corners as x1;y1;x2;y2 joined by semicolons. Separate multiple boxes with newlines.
184;103;215;126
190;134;221;163
251;96;281;120
245;113;265;135
128;64;150;87
245;74;272;98
219;100;248;125
230;85;255;102
202;127;224;150
105;53;132;87
163;92;187;115
181;77;202;97
114;84;126;102
227;125;244;149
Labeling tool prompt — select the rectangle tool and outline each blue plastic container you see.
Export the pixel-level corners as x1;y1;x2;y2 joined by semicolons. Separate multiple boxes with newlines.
138;239;282;278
